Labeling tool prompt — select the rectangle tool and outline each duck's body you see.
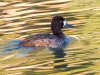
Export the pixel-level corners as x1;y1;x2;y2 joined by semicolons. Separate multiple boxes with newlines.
18;16;74;48
19;33;66;48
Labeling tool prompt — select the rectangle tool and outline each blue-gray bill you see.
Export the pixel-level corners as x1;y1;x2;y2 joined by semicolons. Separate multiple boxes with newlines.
63;20;74;28
65;24;74;28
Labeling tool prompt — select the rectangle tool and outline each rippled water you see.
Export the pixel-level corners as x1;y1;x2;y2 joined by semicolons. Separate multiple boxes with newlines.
0;0;100;75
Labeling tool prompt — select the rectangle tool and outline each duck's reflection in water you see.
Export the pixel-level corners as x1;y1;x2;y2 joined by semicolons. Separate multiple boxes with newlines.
53;49;67;68
49;41;69;68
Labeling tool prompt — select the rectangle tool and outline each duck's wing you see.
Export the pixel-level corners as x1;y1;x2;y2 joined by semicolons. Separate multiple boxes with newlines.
18;34;57;47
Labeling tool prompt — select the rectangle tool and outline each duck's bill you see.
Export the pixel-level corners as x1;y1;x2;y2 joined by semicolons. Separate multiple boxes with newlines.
65;24;74;28
63;20;74;28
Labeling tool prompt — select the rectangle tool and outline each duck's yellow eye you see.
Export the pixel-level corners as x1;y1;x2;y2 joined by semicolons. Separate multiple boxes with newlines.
60;21;62;22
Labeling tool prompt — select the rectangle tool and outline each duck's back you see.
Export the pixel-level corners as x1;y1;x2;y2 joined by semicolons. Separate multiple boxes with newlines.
18;34;64;48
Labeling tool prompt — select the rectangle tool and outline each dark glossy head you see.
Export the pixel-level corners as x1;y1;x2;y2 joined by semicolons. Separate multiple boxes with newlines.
51;16;74;34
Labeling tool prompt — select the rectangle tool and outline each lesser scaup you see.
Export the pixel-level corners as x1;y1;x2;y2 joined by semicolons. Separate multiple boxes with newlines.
18;16;74;48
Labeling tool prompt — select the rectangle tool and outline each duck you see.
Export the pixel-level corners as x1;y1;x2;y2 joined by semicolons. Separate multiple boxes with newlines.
18;16;74;48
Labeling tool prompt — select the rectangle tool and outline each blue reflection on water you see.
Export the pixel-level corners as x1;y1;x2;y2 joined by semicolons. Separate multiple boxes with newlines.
3;40;22;52
0;40;34;57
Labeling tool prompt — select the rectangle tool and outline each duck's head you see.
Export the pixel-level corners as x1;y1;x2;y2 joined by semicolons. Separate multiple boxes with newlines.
51;16;74;35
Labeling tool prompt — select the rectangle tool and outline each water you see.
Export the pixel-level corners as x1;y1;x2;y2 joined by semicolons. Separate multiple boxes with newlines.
0;0;100;75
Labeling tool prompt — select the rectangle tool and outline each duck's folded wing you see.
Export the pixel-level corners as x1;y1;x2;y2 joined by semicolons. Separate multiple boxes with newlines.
18;34;56;47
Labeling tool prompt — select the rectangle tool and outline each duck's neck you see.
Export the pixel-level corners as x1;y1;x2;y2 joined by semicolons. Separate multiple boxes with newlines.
53;32;66;38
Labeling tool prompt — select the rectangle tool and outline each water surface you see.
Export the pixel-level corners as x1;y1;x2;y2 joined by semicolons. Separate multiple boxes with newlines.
0;0;100;75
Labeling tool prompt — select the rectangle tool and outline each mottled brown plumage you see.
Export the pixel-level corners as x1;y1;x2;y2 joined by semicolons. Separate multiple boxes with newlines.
19;34;66;48
18;16;73;48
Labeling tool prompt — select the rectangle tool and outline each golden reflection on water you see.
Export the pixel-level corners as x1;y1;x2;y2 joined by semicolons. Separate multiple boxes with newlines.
0;0;100;75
